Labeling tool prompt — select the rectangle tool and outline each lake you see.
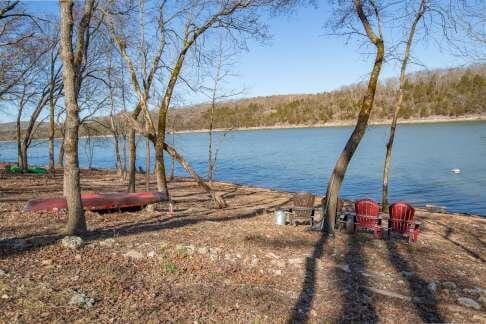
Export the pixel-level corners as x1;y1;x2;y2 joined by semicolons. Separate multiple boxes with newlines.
1;121;485;215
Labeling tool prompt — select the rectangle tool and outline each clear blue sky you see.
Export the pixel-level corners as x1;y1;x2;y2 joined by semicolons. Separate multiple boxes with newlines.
229;4;470;98
1;1;480;121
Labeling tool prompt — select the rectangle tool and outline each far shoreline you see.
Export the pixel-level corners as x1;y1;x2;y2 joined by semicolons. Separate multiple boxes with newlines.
0;114;485;142
172;114;486;134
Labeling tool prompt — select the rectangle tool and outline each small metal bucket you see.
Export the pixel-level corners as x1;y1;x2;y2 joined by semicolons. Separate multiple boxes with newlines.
274;210;287;225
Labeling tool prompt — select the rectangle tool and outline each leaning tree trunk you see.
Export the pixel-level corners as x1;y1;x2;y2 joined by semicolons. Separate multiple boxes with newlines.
382;93;402;211
164;142;226;208
155;109;169;195
382;0;426;211
322;0;384;233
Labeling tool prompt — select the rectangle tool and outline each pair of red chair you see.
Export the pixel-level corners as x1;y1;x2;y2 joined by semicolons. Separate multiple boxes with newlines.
353;199;420;242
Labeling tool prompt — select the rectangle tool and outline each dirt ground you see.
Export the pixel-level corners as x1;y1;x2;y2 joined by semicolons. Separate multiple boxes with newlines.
0;169;485;323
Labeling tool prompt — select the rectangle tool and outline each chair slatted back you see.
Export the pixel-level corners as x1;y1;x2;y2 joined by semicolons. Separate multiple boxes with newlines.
355;199;380;230
293;193;315;219
389;202;415;234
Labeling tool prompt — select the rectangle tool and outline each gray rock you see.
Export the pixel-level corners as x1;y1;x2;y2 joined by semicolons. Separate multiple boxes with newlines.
60;236;84;250
209;251;220;261
288;257;305;266
0;269;7;277
478;295;486;306
442;281;457;290
224;254;234;262
249;256;259;267
210;247;222;255
427;282;438;293
272;259;286;268
464;287;486;297
69;291;95;308
457;297;481;310
41;259;53;266
336;264;351;273
273;269;283;276
197;246;209;255
99;238;116;247
145;204;156;212
124;250;143;259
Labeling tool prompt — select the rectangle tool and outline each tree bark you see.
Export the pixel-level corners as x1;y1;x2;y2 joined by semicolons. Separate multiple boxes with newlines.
57;136;64;168
127;128;136;192
208;95;215;182
59;0;94;235
382;0;426;211
322;0;385;233
16;105;23;168
48;49;58;174
48;99;55;173
145;135;150;191
19;143;28;172
127;101;143;192
155;108;169;194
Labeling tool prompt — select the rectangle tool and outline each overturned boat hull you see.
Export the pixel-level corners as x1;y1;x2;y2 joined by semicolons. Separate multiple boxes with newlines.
24;191;168;212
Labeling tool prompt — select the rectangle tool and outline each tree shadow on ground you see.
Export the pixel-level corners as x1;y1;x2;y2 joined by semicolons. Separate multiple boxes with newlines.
288;233;328;323
336;234;378;323
385;239;444;323
432;223;485;262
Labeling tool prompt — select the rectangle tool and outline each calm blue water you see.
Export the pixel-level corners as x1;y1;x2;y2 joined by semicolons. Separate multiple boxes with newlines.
1;122;485;215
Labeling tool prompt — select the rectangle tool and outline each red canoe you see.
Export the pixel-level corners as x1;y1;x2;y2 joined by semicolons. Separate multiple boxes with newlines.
24;191;168;212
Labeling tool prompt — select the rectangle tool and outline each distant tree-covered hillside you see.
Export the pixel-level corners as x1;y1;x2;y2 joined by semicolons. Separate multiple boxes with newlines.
169;64;486;130
0;65;484;141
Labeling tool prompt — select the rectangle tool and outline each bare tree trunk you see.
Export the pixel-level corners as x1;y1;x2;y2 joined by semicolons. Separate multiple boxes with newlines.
16;108;22;167
19;143;28;172
155;109;169;194
48;101;55;173
382;0;427;211
127;128;136;192
145;135;150;191
113;132;123;176
57;136;64;168
208;98;215;183
169;127;175;181
322;0;384;233
59;0;94;235
48;49;58;174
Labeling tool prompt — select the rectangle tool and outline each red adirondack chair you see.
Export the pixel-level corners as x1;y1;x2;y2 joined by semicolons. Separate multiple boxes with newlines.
388;202;420;242
354;199;382;238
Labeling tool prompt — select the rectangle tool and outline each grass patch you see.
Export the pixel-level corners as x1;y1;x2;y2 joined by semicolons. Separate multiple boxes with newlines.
163;262;178;274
